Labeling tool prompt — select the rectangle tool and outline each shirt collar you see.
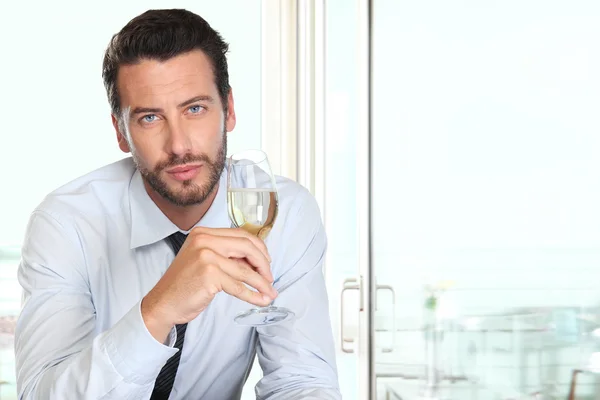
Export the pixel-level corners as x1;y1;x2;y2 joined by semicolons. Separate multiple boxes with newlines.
128;169;230;249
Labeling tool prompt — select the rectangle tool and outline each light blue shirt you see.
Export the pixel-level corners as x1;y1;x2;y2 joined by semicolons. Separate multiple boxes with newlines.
14;157;341;400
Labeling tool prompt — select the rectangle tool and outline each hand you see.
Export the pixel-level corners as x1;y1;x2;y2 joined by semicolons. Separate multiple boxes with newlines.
141;227;277;342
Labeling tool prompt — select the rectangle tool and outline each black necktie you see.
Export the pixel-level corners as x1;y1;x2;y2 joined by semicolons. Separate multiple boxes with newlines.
150;232;188;400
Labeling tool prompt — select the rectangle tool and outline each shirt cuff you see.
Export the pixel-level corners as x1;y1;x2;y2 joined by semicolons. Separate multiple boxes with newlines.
102;300;179;385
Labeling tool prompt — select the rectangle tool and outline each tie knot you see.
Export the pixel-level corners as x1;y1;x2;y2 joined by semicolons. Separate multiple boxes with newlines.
166;232;188;255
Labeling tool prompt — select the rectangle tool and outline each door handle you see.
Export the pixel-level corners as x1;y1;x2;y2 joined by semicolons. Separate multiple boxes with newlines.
341;277;362;353
376;284;396;353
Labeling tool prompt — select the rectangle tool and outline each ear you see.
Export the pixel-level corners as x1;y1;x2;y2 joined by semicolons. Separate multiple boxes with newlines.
225;89;236;133
112;114;131;153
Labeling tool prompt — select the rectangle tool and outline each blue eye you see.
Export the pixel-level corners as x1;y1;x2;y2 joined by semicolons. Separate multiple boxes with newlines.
143;114;157;123
189;105;203;114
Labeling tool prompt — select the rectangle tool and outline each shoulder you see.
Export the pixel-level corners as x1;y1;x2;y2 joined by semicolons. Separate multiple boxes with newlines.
21;158;136;275
267;176;327;281
35;157;136;223
274;175;322;223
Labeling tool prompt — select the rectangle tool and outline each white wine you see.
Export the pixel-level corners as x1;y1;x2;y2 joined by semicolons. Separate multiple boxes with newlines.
227;189;278;239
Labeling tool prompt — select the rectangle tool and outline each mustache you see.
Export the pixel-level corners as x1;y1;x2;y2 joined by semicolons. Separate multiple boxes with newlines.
155;153;213;172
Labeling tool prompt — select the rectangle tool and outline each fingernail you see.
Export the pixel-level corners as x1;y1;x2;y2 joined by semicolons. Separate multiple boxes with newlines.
262;295;271;303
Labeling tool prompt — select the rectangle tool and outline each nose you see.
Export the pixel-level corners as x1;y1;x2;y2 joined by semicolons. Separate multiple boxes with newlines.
165;118;192;156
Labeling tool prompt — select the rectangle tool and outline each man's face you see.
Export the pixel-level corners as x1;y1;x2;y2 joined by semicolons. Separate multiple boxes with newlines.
113;50;236;206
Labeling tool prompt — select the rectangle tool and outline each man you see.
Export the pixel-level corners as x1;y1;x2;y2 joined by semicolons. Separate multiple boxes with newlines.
14;9;340;400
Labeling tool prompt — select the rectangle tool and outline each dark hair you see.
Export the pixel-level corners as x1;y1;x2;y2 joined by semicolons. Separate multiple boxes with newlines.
102;9;231;119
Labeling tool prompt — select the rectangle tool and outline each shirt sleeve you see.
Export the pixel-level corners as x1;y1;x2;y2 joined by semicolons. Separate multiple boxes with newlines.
255;188;342;400
15;210;178;400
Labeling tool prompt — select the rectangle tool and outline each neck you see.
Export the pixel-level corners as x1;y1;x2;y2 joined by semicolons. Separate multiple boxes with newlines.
144;182;220;231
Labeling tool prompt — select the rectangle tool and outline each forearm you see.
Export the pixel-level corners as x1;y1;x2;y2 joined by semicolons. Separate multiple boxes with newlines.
17;301;177;400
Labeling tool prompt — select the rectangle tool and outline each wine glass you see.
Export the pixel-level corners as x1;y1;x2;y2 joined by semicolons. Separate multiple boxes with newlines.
227;149;294;326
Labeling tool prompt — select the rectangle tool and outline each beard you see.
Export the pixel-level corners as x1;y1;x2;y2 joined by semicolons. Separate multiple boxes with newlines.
134;133;227;207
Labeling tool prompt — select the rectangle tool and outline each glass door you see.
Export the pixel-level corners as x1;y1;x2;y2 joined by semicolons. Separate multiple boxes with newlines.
370;1;600;399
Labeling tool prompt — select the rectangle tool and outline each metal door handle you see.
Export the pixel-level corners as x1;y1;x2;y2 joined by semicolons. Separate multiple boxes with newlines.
341;277;361;353
376;284;396;353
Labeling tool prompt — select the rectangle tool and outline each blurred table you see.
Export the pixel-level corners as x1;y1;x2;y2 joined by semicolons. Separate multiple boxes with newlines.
567;367;600;400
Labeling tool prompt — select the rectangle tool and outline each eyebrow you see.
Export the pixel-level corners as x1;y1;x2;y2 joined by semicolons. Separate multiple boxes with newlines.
130;95;216;116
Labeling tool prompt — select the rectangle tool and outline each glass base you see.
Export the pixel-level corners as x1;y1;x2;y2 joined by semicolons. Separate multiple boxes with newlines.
234;306;295;326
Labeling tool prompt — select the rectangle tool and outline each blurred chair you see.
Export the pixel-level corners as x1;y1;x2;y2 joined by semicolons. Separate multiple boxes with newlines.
566;352;600;400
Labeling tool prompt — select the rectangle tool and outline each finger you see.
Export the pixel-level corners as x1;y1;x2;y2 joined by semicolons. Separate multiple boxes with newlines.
193;234;273;283
219;270;274;307
222;258;277;299
197;249;275;297
226;237;273;283
191;226;270;261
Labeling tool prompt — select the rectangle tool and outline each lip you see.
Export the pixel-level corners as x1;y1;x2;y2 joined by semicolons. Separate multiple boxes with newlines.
165;164;202;181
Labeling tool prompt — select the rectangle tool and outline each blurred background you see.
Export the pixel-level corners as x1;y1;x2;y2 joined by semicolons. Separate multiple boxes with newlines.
2;0;600;399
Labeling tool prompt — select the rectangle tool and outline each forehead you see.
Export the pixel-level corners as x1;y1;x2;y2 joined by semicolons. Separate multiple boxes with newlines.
116;50;219;106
